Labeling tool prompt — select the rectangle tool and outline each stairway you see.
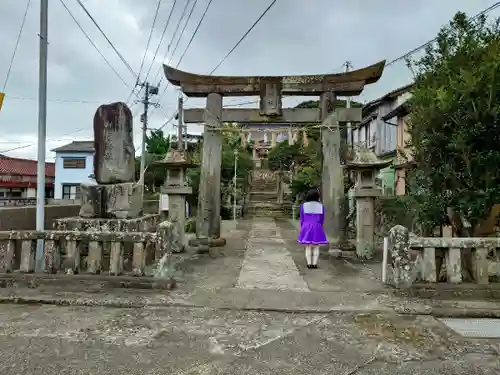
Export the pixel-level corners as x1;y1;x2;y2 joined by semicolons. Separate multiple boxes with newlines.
247;169;287;218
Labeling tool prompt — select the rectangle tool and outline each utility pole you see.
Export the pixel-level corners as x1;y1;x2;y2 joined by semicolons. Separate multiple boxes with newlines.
35;0;48;273
177;95;184;150
136;81;159;189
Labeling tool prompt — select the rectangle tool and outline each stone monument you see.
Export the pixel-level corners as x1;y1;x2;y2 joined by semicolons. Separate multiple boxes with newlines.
55;102;159;233
152;149;195;253
346;146;392;260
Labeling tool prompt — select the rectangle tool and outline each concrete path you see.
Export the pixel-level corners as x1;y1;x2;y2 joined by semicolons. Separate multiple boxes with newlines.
0;304;498;374
236;218;310;292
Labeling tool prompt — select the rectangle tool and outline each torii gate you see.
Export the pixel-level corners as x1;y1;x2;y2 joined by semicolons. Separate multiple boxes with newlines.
163;61;385;247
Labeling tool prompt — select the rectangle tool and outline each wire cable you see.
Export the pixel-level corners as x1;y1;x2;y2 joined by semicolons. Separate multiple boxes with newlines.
125;0;163;104
2;0;31;92
137;0;163;80
151;0;199;85
154;0;277;127
75;0;137;79
141;0;179;84
151;0;214;115
59;0;132;90
209;0;278;74
386;1;500;66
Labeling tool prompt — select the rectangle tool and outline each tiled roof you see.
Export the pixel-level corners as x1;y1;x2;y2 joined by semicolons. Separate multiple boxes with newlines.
51;140;94;153
0;155;55;177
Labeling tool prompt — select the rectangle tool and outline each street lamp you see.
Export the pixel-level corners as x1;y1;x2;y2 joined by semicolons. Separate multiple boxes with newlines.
233;149;239;221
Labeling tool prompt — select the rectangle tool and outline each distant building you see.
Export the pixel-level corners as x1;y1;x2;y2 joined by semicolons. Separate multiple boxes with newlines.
51;141;94;199
0;155;55;200
352;83;414;195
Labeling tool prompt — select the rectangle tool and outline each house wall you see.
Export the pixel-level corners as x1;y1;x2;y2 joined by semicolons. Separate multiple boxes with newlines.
54;152;94;199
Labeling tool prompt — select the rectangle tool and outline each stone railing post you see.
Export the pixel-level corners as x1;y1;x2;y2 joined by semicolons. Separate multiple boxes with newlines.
388;225;414;288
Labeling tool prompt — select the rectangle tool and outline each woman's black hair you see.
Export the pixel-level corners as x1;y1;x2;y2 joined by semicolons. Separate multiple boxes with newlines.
305;188;320;202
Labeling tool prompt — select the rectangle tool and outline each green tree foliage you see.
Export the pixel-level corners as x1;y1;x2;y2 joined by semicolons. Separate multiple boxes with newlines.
407;12;500;234
135;130;171;192
267;141;302;171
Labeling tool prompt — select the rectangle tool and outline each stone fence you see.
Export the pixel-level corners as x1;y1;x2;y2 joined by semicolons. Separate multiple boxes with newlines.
387;225;500;288
0;221;174;277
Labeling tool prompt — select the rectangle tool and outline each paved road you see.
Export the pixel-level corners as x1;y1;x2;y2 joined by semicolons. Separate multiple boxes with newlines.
0;218;499;374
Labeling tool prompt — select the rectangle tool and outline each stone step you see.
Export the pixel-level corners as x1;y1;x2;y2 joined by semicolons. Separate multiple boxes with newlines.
247;202;289;218
250;192;278;202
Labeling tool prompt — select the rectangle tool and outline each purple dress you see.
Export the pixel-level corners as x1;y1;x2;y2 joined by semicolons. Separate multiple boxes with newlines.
297;201;328;245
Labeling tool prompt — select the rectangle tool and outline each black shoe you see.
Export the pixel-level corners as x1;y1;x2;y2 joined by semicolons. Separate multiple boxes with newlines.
313;265;318;269
307;264;312;269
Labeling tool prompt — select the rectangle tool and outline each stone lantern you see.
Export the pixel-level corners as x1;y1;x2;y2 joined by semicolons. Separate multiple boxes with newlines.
153;149;196;253
346;147;392;260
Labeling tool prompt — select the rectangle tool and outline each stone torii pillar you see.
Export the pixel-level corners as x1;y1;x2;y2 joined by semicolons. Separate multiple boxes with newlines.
197;93;223;240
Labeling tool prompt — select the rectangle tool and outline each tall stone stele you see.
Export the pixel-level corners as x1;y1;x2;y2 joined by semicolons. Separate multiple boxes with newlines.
152;149;195;253
79;102;143;219
346;147;392;260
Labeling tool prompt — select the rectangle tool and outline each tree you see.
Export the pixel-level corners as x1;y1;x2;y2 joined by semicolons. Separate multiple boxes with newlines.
267;141;302;172
407;12;500;236
135;129;171;192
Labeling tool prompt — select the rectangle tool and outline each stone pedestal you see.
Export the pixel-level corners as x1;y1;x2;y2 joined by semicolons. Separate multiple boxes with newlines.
79;182;143;219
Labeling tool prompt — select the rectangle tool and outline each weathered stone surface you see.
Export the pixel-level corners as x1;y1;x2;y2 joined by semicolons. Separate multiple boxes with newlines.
388;225;419;288
54;214;159;232
103;182;143;219
93;102;135;184
0;239;15;273
79;183;105;218
197;93;223;239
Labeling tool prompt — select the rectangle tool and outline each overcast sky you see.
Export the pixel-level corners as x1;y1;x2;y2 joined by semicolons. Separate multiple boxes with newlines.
0;0;498;161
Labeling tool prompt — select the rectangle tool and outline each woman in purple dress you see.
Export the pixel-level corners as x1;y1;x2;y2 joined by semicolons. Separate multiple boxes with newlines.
297;189;328;268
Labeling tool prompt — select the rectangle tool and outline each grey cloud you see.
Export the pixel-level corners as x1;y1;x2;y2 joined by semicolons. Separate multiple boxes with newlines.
0;0;499;160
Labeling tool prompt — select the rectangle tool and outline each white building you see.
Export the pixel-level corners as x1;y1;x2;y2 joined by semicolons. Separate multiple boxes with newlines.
52;141;94;200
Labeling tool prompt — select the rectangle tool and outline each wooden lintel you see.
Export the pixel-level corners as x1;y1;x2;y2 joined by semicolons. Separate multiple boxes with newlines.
183;107;362;124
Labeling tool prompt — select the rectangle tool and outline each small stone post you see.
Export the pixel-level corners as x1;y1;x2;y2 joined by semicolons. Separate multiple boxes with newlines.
153;149;195;253
346;147;392;259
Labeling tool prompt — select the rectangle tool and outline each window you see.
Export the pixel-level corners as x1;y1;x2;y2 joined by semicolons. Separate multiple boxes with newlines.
62;184;81;199
63;157;86;169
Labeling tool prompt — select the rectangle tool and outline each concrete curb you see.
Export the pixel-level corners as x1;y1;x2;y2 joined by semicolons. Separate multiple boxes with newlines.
0;294;392;314
3;293;500;318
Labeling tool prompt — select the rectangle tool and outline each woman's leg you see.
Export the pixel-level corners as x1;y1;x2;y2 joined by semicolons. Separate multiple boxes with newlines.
312;245;320;266
305;245;312;266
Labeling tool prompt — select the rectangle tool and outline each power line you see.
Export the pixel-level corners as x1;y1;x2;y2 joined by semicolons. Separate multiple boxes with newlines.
141;0;179;84
150;0;214;122
75;0;137;79
151;0;199;85
2;0;31;92
155;0;277;128
386;1;500;66
125;0;163;105
0;127;86;154
210;0;278;74
137;0;163;80
59;0;132;90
